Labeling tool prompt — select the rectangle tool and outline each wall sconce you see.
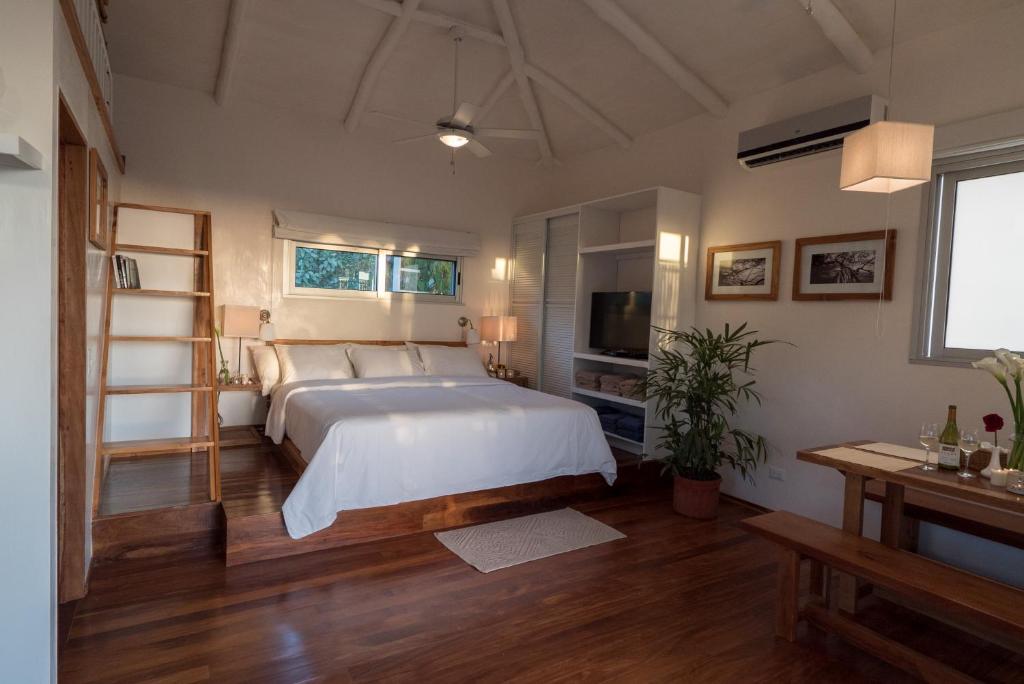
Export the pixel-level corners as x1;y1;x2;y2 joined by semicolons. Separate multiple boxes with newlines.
259;309;276;341
458;316;481;344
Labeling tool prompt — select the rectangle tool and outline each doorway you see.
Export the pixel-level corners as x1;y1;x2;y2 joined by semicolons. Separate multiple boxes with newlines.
57;95;89;603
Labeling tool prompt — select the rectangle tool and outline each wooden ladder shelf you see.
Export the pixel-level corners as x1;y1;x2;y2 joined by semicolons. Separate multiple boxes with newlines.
92;204;221;515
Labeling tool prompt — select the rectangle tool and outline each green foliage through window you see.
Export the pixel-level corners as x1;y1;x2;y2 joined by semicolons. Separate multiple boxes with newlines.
385;255;457;296
294;246;377;292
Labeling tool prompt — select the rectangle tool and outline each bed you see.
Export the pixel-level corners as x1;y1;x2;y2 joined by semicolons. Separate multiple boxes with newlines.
262;341;618;541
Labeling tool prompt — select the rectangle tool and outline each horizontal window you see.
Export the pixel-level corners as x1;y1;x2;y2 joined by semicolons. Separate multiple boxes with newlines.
285;241;462;303
913;141;1024;364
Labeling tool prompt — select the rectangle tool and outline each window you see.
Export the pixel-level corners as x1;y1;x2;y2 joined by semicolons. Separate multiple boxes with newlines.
285;241;462;303
913;141;1024;364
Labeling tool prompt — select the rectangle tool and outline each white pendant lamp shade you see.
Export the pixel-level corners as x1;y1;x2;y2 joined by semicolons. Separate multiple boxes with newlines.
839;121;935;193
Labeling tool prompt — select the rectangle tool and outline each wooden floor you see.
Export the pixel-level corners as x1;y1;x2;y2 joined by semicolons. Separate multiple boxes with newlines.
64;470;1024;682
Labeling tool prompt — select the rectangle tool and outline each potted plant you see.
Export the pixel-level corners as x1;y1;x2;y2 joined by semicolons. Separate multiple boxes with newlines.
644;323;779;519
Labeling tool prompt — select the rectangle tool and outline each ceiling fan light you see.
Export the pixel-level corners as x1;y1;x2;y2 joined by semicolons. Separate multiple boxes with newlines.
438;130;470;148
840;121;934;193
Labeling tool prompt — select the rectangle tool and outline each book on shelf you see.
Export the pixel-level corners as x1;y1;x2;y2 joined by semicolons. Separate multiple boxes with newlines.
112;254;141;289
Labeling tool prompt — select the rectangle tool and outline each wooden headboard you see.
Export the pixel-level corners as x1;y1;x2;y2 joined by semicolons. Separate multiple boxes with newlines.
270;339;467;347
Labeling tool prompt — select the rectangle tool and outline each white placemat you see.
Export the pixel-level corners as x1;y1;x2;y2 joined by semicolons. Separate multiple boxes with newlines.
813;447;919;472
855;442;927;463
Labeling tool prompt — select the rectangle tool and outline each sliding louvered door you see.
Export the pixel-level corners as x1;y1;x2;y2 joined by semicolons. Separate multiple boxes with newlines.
539;214;579;398
508;219;545;388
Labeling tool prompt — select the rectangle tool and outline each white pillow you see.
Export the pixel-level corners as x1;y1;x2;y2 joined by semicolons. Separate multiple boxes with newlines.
412;344;487;377
349;346;424;378
250;345;281;397
275;344;355;385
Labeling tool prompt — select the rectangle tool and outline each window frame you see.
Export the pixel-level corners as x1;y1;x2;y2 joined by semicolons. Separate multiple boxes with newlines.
912;140;1024;366
284;240;463;304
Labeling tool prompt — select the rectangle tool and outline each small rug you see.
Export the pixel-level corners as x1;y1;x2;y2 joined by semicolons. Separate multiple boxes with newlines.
435;508;625;573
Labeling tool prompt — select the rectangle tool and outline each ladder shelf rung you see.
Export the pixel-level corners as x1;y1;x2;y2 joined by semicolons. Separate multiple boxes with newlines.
104;384;214;395
114;243;209;257
101;436;214;457
109;336;213;343
113;289;211;298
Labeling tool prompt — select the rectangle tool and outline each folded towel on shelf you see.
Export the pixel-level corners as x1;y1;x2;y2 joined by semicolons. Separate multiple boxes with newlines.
617;414;644;432
618;377;643;399
598;413;620;432
574;370;603;390
599;373;628;395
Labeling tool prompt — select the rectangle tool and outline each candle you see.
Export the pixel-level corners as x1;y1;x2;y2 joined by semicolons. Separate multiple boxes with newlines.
990;468;1010;487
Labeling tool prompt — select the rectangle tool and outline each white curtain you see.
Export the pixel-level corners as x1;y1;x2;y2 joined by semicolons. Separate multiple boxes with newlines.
272;209;481;256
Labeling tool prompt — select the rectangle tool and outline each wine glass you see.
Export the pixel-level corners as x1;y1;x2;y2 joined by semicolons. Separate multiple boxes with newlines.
958;428;979;479
919;423;938;471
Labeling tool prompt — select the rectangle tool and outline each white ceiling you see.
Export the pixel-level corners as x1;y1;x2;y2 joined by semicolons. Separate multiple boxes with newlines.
105;0;1019;161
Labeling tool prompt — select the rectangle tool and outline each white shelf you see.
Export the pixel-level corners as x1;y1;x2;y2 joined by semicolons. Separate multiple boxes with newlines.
574;352;649;368
0;134;43;170
578;239;656;256
603;430;644;446
572;386;646;408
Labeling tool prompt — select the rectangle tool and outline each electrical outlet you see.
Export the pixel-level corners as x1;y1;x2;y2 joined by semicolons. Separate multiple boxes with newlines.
768;466;785;481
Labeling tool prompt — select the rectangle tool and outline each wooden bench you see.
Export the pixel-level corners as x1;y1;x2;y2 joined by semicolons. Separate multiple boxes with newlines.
740;510;1024;683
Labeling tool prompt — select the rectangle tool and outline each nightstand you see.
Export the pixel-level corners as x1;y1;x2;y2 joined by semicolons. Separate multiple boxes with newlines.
503;375;529;388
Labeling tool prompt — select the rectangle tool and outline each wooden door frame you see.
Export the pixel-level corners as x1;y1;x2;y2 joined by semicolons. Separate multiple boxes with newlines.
58;94;89;602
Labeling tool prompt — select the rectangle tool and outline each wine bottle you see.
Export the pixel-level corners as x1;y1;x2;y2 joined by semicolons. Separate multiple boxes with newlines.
937;405;960;470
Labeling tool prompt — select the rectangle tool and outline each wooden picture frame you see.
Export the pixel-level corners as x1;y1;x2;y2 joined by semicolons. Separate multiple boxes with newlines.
705;241;781;301
793;230;896;301
88;148;109;250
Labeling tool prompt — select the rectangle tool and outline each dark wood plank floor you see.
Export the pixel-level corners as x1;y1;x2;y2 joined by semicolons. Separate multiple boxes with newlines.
63;476;1024;683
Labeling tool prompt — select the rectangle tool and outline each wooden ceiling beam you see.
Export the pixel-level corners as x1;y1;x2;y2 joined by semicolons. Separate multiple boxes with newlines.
354;0;506;47
796;0;873;74
491;0;555;162
214;0;250;105
524;63;631;149
477;70;514;123
345;0;422;132
581;0;728;117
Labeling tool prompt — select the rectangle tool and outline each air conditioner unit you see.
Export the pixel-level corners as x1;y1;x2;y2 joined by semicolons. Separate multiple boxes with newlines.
737;95;887;169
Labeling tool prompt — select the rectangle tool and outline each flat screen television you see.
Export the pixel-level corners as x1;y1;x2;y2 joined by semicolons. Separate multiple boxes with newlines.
589;291;652;357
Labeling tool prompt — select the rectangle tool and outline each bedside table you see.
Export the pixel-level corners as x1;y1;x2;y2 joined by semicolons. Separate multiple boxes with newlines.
502;375;529;388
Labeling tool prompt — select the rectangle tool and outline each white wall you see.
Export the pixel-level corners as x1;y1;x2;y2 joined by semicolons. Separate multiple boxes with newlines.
0;2;58;680
525;4;1024;585
54;3;123;593
113;74;554;425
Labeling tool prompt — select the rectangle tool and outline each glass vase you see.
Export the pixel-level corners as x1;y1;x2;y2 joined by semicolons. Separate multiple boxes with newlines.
1010;428;1024;471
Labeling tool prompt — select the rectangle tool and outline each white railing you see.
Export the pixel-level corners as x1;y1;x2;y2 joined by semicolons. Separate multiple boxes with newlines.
72;0;114;117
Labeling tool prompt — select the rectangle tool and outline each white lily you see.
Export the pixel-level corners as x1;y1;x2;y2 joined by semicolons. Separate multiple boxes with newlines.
973;356;1007;382
994;348;1024;380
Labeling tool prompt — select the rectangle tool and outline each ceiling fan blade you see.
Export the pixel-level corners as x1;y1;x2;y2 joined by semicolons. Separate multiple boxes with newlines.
370;110;437;128
450;102;479;127
393;133;437;145
474;128;541;141
465;139;492;158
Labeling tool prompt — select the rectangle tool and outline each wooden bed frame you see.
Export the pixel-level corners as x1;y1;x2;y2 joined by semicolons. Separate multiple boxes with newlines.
224;338;616;566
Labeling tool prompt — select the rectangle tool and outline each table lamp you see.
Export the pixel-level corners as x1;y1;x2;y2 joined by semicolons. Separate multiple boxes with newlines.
221;305;261;382
480;315;517;368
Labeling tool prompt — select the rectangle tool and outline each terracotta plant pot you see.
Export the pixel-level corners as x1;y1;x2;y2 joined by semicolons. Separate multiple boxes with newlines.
672;474;722;519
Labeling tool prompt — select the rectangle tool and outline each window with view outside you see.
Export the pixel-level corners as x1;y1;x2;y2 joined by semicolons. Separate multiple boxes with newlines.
385;255;457;296
294;246;377;292
944;169;1024;352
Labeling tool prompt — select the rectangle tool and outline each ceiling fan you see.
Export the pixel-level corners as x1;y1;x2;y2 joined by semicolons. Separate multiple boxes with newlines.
371;27;540;159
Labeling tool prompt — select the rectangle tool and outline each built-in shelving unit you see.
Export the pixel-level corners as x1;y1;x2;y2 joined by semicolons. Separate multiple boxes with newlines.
571;386;646;408
578;239;657;256
572;351;648;369
0;133;44;169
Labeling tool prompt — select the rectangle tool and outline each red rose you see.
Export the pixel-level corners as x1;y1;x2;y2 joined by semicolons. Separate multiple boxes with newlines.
983;413;1004;433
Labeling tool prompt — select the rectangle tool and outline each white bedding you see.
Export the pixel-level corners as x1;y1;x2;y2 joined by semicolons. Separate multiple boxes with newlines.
266;376;617;539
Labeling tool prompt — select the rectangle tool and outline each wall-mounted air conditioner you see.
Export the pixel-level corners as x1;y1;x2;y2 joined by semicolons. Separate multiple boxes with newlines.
737;95;886;169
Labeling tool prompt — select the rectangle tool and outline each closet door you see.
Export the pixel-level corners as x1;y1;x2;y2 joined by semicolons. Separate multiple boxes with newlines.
539;213;579;398
508;219;545;388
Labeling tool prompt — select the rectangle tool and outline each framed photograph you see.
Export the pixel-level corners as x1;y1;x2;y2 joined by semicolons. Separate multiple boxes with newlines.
793;230;896;301
88;148;109;250
705;241;781;301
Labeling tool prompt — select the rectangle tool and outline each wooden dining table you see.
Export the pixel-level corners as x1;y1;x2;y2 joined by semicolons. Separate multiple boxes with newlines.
797;440;1024;614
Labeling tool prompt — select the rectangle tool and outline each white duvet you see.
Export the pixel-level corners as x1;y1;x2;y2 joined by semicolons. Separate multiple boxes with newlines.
266;376;617;539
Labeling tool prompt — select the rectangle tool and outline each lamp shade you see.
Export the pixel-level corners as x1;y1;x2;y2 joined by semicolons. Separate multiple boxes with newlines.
221;305;261;338
480;315;517;343
840;121;934;193
259;322;277;342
